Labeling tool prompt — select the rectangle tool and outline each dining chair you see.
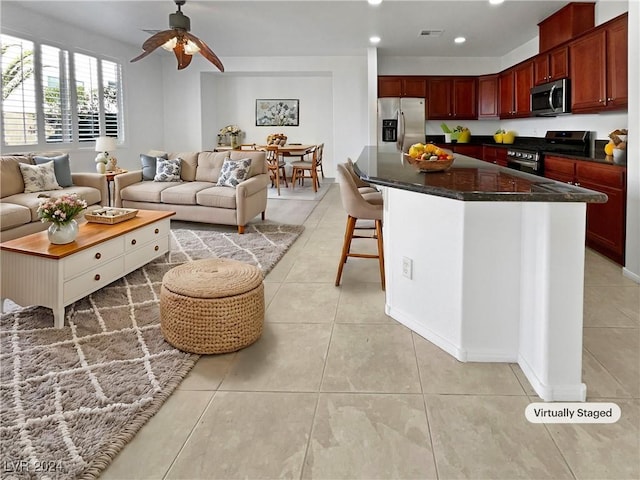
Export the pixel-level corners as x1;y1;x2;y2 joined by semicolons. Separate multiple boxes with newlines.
265;145;288;195
290;146;319;192
315;143;325;179
335;163;385;290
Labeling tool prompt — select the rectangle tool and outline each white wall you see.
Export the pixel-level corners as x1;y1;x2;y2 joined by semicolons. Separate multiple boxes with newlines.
200;73;333;153
0;3;166;174
624;0;639;281
161;55;368;179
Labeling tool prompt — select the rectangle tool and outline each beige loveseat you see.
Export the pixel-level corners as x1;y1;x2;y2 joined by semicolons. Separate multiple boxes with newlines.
114;150;270;233
0;153;108;242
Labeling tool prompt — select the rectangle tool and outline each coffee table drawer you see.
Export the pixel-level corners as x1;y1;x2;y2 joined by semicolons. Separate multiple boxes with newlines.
64;237;125;279
124;220;170;251
63;256;125;304
125;235;169;272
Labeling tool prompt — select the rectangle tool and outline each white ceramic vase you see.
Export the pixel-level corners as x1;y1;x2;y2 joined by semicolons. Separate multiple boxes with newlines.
96;162;106;174
47;219;79;244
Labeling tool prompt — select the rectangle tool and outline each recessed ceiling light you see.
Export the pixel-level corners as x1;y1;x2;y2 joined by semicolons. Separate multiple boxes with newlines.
489;0;504;5
370;36;381;44
368;0;382;5
454;37;466;44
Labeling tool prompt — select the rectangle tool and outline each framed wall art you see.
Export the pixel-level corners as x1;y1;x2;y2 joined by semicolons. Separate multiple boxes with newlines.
255;99;299;126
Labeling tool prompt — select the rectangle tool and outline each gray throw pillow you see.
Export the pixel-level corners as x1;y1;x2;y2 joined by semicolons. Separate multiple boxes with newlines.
34;154;73;187
216;158;252;188
154;157;182;182
18;161;62;193
140;153;168;181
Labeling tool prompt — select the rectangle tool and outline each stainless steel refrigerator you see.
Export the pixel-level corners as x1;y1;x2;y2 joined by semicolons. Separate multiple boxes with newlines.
377;97;426;152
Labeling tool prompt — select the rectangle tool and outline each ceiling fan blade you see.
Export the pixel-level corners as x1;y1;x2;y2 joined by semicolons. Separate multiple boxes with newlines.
173;43;193;70
130;48;157;63
184;32;225;72
142;29;178;52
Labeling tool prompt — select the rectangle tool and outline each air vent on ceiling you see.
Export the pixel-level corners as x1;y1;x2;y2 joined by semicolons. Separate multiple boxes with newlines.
420;30;444;37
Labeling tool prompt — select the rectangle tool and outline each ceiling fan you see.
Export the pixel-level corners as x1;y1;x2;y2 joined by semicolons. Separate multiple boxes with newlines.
131;0;224;71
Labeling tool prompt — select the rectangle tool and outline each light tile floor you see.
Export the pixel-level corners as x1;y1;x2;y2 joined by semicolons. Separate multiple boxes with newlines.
102;184;639;480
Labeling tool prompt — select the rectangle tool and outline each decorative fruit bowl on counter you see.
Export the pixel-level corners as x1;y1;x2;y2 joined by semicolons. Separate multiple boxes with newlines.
404;154;454;172
405;143;454;172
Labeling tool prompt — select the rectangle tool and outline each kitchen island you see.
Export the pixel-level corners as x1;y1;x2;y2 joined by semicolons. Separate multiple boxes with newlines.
354;146;607;402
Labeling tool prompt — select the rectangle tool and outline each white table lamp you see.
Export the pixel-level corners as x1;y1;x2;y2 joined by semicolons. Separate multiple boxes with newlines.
95;136;118;172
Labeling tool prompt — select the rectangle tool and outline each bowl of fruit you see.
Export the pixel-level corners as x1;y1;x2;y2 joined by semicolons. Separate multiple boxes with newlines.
404;143;454;172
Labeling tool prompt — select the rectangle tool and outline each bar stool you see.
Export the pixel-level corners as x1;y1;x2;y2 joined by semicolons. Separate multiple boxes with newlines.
335;163;385;290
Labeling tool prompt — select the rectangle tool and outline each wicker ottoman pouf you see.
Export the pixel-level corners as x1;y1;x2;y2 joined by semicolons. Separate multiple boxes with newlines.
160;258;264;354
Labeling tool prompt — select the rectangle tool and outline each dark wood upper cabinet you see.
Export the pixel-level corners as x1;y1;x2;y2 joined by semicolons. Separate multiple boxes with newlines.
378;76;426;97
533;46;569;85
403;77;427;97
478;75;499;119
605;14;628;109
570;13;627;113
427;77;477;120
538;2;594;52
499;61;533;118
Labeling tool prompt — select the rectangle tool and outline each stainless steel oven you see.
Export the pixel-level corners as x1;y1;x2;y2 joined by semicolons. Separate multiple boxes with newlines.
506;149;543;175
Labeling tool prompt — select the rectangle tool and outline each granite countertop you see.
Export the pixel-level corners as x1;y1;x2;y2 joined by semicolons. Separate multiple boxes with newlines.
354;146;607;203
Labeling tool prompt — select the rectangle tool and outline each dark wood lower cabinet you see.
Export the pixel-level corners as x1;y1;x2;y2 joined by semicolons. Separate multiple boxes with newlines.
545;155;626;264
482;146;508;167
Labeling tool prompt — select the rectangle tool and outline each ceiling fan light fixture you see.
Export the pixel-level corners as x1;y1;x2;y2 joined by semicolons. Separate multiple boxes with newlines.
184;40;201;55
131;0;224;72
161;37;178;51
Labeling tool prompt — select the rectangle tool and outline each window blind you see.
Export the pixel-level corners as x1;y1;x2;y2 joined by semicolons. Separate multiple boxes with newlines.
1;34;37;146
41;44;72;144
74;52;100;142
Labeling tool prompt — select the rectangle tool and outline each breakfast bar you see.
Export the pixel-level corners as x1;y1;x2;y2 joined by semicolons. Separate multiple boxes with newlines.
354;146;607;402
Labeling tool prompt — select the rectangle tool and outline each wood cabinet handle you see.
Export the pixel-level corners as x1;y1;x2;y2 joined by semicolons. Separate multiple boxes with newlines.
94;274;101;281
131;239;137;245
95;252;101;259
154;228;159;234
154;245;159;251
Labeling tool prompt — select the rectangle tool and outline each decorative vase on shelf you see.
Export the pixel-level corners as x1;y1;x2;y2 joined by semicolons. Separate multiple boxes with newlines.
230;135;238;149
47;219;79;245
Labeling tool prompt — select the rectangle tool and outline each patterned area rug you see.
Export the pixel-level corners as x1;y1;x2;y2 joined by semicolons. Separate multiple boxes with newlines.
0;222;304;479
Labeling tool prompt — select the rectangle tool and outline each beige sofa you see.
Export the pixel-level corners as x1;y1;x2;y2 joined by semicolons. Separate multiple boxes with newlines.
114;150;270;233
0;153;108;242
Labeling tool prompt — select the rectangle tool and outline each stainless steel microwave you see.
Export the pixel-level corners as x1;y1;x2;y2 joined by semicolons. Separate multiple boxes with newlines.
530;78;571;116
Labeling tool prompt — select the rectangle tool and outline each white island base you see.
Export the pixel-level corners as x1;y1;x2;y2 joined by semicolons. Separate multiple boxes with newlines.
382;186;587;402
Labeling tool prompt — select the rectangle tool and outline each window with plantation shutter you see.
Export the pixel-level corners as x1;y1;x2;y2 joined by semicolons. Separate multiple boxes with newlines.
102;60;122;138
1;33;124;148
1;34;37;146
74;52;100;142
41;44;72;144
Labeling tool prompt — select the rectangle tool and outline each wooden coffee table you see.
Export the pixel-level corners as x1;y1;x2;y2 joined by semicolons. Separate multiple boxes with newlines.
0;209;175;328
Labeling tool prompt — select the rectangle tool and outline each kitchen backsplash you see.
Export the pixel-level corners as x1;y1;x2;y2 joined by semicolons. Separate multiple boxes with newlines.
427;111;628;143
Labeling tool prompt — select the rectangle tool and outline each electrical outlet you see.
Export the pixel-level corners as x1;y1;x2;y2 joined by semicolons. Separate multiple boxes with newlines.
402;257;413;279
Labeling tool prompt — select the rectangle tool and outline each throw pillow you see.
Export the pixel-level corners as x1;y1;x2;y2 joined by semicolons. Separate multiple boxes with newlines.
18;161;62;193
34;154;73;187
216;158;252;188
154;157;182;182
141;153;168;181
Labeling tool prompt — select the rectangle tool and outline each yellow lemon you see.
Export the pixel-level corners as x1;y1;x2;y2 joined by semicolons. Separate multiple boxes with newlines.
408;144;425;158
604;142;614;156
